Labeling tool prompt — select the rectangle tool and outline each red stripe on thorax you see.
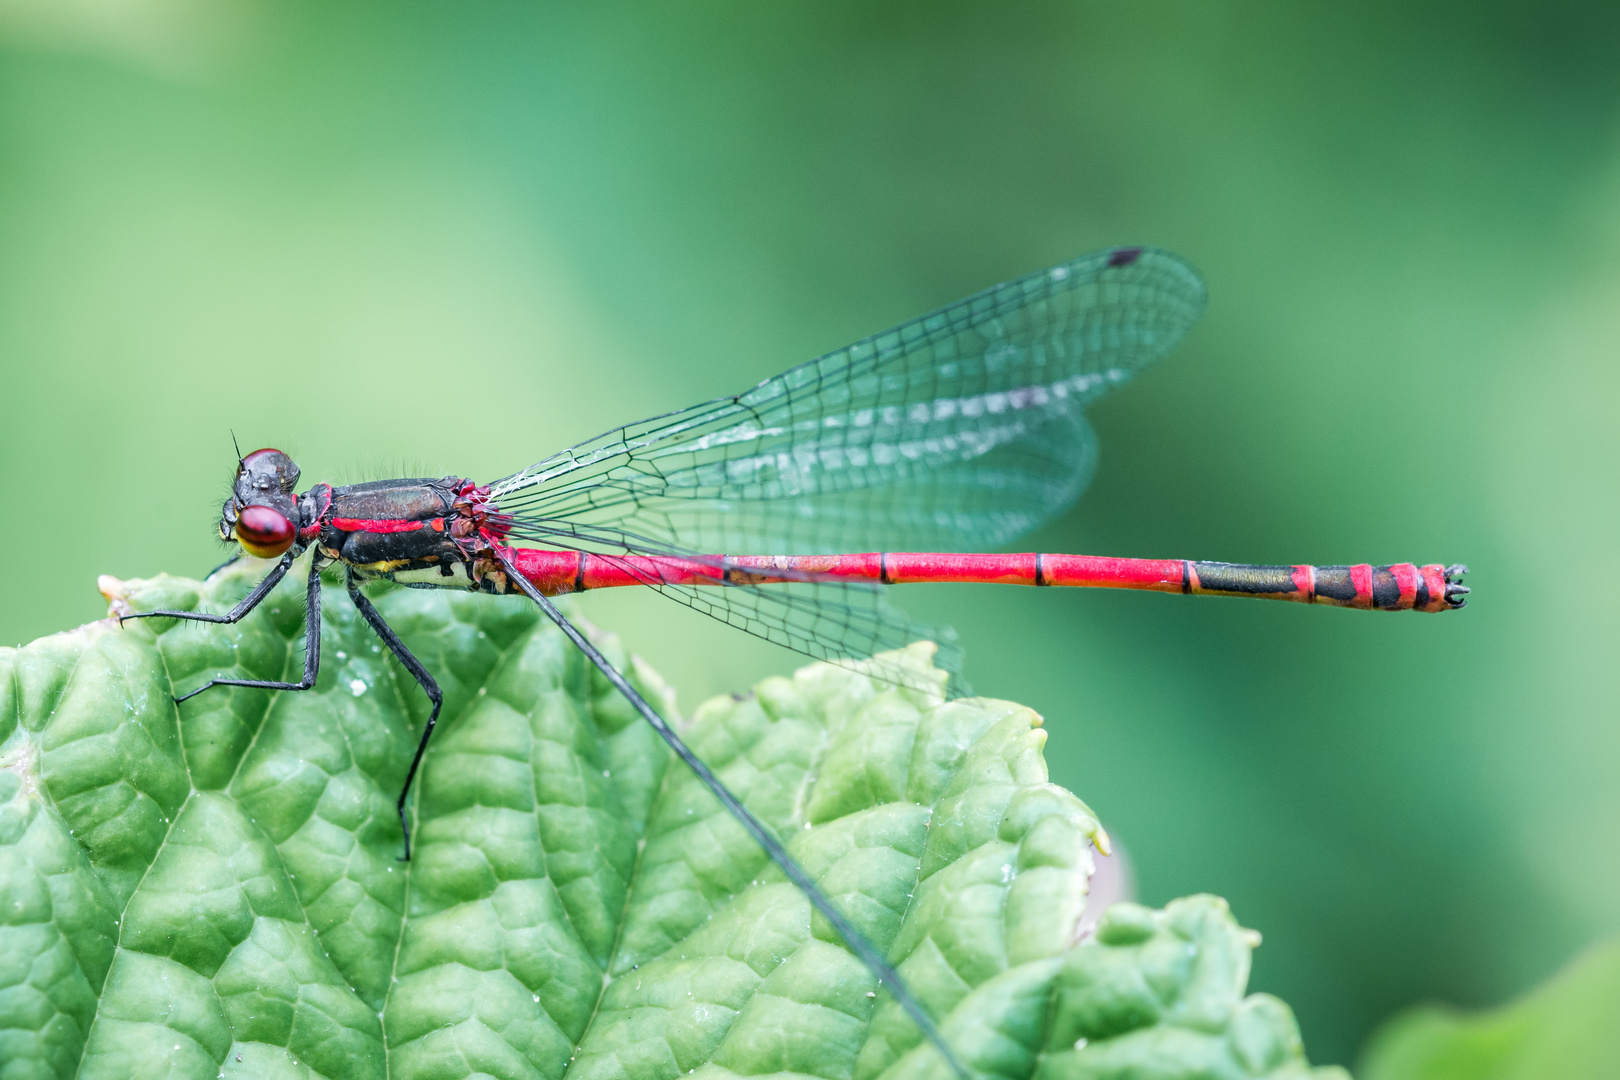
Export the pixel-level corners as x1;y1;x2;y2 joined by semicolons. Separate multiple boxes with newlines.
331;517;428;534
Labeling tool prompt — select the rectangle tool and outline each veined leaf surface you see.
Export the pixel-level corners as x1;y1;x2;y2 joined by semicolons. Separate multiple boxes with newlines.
0;558;1342;1079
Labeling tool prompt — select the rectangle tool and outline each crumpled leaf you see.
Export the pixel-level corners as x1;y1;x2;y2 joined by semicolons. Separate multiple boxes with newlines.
0;557;1340;1080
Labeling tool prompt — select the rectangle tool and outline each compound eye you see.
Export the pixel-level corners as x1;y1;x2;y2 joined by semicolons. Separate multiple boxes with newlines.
236;505;296;559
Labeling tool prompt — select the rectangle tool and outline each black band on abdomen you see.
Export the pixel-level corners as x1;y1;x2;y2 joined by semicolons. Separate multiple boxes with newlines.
1191;562;1302;596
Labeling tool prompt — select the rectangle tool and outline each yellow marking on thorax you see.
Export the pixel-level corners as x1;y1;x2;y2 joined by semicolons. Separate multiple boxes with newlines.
390;561;473;588
354;559;416;574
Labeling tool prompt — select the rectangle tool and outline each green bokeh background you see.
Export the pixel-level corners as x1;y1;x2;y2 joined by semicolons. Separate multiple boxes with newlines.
2;2;1616;1068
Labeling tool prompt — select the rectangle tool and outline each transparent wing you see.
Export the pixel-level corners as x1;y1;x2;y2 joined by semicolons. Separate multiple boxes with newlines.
491;247;1205;555
504;521;968;696
601;556;965;697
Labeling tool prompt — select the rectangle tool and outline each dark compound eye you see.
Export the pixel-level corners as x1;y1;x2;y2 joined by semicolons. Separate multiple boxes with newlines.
236;505;295;559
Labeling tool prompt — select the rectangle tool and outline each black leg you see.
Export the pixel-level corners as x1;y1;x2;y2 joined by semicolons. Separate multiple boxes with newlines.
497;554;967;1080
205;551;243;580
121;549;297;627
345;568;442;861
171;556;324;703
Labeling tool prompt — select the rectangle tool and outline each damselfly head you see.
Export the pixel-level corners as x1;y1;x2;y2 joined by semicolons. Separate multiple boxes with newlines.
219;448;302;558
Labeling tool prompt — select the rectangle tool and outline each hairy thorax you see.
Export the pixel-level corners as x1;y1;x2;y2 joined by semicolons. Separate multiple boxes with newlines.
314;477;513;592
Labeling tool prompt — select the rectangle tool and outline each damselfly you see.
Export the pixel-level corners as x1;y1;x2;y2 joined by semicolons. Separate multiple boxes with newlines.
120;246;1467;1072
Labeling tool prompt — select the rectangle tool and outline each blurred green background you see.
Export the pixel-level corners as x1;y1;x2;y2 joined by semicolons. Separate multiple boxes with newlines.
2;1;1617;1068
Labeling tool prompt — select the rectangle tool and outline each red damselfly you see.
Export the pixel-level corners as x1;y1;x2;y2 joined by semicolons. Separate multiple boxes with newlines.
120;246;1467;1073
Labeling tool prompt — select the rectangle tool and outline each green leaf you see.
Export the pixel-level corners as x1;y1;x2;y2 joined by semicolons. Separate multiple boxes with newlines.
1359;938;1620;1080
1;557;1340;1080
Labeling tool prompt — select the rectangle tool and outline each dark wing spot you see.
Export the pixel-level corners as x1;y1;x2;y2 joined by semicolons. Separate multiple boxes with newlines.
1108;247;1144;267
